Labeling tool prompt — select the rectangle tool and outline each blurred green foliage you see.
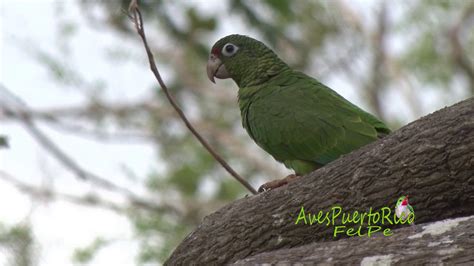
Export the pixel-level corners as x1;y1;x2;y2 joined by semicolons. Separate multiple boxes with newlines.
0;135;8;148
399;1;473;89
73;237;107;264
0;223;35;266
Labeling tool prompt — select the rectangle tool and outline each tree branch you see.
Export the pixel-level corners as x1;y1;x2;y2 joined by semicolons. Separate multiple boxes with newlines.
128;1;257;194
235;215;474;265
166;98;474;265
366;2;388;120
1;102;283;177
0;84;178;214
449;3;474;94
0;170;125;213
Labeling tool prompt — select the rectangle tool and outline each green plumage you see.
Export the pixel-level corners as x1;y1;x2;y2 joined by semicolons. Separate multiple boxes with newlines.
210;35;390;175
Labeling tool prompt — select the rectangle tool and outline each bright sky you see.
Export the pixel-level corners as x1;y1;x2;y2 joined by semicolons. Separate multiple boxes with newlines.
1;1;154;265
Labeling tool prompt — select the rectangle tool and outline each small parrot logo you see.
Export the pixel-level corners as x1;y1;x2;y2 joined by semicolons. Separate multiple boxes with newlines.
395;196;414;221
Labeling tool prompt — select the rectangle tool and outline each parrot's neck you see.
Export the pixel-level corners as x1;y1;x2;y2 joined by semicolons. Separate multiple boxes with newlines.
237;68;291;107
231;51;291;88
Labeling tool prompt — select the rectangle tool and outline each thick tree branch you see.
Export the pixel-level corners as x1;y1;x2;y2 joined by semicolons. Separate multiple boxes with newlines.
166;98;474;265
235;215;474;265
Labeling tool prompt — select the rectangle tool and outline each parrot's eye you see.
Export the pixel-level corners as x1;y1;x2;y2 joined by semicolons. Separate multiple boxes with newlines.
222;43;239;57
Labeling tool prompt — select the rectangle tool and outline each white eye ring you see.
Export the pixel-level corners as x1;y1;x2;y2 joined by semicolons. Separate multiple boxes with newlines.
222;43;239;57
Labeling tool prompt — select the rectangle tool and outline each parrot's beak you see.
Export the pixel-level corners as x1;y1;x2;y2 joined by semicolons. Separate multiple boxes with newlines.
207;54;230;83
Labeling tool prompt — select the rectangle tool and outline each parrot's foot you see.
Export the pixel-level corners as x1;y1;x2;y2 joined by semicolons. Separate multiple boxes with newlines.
258;174;299;192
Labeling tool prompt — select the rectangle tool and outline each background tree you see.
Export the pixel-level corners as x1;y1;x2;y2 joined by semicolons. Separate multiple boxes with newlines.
1;0;472;264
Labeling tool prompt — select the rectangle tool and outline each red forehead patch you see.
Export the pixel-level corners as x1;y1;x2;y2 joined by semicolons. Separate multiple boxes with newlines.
211;47;220;55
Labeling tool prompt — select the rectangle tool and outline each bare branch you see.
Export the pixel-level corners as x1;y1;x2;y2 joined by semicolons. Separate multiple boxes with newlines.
128;2;257;194
0;84;178;214
449;3;474;94
366;2;388;120
2;107;154;143
1;103;283;177
0;170;125;213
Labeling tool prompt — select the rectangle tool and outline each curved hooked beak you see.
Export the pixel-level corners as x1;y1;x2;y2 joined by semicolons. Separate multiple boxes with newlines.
206;54;230;83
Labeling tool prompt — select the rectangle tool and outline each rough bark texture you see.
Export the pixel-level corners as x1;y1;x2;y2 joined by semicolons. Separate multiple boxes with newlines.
166;98;474;265
234;215;474;265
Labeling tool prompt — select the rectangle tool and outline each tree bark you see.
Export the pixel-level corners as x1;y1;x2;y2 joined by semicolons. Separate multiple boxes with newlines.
234;215;474;265
166;98;474;265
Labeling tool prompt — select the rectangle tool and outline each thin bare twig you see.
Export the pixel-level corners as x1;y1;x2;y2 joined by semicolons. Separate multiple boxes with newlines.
128;1;258;195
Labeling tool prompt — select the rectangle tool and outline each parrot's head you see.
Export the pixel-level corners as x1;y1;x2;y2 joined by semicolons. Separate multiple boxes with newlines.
401;196;409;206
207;34;289;87
396;196;409;207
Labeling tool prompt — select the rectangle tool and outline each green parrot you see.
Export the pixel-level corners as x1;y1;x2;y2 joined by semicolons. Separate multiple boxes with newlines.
206;34;390;192
395;196;414;222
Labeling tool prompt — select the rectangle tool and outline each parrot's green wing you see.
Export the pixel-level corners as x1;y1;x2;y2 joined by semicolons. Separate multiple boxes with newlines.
241;71;390;174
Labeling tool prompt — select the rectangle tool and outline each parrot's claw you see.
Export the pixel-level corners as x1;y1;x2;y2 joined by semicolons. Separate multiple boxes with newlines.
258;174;299;192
